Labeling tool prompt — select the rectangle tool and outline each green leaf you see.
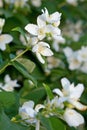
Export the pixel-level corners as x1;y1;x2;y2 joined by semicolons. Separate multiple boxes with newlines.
0;91;20;117
12;27;27;42
40;115;66;130
23;87;46;104
0;8;13;18
43;83;54;100
0;111;28;130
16;58;36;73
11;60;37;86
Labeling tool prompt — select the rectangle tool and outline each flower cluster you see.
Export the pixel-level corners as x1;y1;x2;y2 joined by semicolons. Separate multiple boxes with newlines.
0;74;20;92
64;46;87;73
62;20;83;42
18;77;87;128
0;18;13;51
24;8;64;63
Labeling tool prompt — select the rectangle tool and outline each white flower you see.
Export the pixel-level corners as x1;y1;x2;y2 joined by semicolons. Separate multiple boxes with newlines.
66;0;78;6
20;34;38;46
25;8;62;40
19;100;45;130
0;0;3;8
80;62;87;73
52;35;65;52
5;0;28;8
63;108;84;127
0;34;13;51
64;47;81;70
62;20;83;42
0;18;5;34
0;74;20;92
19;101;37;123
38;8;61;27
32;42;53;64
50;96;64;109
25;22;46;40
53;77;87;111
45;24;61;40
14;0;28;8
4;0;15;4
77;46;87;62
46;56;61;69
31;0;42;7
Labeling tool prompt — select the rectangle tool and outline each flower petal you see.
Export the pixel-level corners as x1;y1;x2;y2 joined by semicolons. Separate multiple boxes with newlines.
50;12;61;26
0;34;13;50
53;88;63;97
41;48;53;56
37;16;46;28
4;74;11;83
22;101;35;109
63;108;84;127
70;84;84;100
70;101;87;111
35;104;45;112
0;34;13;43
63;47;73;58
36;52;45;64
61;77;70;90
25;24;38;36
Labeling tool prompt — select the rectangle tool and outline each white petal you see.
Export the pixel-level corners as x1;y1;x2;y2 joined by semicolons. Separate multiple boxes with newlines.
63;47;73;58
22;101;35;109
38;32;46;40
50;12;61;26
70;84;84;100
53;35;65;43
46;25;61;36
53;88;63;97
41;48;53;56
0;43;6;50
63;108;84;127
36;52;45;64
52;27;61;36
32;44;38;52
0;34;13;50
52;42;59;52
71;101;87;111
25;24;38;36
37;16;46;28
61;78;70;90
35;104;45;112
38;42;50;48
4;74;11;83
31;0;41;7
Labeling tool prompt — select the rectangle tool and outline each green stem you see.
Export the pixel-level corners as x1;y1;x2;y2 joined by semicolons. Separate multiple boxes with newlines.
0;48;29;74
0;62;10;74
11;48;29;62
